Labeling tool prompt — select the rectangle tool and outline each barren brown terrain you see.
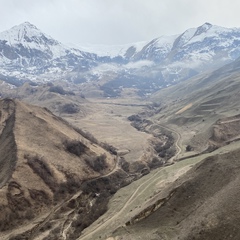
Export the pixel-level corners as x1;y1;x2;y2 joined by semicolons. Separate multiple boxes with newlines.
110;145;240;240
2;56;240;240
0;98;120;239
2;18;240;240
64;98;152;163
0;95;176;239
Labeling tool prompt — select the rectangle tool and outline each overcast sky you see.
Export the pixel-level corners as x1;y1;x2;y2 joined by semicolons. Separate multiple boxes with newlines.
1;0;240;45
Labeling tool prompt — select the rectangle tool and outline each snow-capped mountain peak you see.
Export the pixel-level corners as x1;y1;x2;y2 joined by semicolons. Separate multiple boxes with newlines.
1;22;240;95
0;22;59;47
0;22;98;76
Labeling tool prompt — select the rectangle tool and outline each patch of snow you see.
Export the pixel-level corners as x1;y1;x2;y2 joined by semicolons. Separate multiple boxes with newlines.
68;41;148;58
155;34;179;50
186;25;240;45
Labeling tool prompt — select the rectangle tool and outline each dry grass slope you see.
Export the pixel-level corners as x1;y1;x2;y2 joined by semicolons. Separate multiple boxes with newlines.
0;98;116;238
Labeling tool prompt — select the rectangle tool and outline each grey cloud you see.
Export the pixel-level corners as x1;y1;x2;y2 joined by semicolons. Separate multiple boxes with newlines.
1;0;240;45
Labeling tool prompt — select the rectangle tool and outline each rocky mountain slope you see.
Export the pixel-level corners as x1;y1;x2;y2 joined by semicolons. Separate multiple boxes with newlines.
0;22;98;84
148;55;240;153
1;22;240;97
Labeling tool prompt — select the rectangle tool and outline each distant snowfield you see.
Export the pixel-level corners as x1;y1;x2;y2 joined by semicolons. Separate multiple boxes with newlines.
68;41;148;58
1;22;240;90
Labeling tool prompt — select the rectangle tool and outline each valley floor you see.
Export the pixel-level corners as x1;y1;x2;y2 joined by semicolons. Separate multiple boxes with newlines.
2;95;240;240
64;98;152;163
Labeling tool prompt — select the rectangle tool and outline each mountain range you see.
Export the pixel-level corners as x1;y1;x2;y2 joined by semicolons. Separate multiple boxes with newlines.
2;21;240;239
1;22;240;96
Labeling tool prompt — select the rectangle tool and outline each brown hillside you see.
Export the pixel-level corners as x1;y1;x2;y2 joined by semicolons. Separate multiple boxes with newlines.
0;98;116;234
113;148;240;240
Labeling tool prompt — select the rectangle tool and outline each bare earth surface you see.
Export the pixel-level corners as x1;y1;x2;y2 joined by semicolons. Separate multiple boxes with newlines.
64;98;152;162
81;139;240;240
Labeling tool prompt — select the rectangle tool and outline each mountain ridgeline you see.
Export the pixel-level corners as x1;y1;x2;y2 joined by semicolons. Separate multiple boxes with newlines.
1;21;240;240
1;22;240;96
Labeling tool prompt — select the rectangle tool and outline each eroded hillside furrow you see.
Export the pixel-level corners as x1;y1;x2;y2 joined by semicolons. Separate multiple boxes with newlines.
126;189;176;226
0;99;17;188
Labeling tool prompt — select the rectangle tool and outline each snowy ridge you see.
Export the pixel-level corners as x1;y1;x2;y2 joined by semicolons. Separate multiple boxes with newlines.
0;22;68;58
70;41;148;58
155;34;179;49
0;22;98;75
1;22;240;93
0;22;97;61
0;22;57;45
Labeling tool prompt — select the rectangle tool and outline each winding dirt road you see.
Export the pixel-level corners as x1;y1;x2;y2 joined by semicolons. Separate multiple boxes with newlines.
78;123;182;240
157;122;182;162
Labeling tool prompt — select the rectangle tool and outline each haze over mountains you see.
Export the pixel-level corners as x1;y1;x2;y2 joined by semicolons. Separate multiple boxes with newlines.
1;22;240;96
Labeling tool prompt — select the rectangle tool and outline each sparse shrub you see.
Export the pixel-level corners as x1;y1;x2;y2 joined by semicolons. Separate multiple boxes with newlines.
25;155;57;192
128;114;142;122
100;142;117;155
64;139;88;156
40;222;52;232
57;179;80;196
0;204;34;232
49;85;65;95
54;173;82;201
120;157;130;172
131;122;142;131
60;103;80;114
151;130;176;160
69;191;109;239
72;128;99;144
151;102;161;108
25;208;35;220
85;154;108;172
28;189;50;205
73;127;118;155
154;143;164;153
186;145;193;152
49;85;75;95
129;161;148;173
148;157;163;169
9;235;28;240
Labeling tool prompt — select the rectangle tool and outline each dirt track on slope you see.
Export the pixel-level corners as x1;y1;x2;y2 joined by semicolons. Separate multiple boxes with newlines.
156;123;182;162
78;124;183;240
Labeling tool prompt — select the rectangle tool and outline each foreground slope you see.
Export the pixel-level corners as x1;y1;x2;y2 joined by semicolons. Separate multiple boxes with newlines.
0;98;116;236
111;146;240;240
